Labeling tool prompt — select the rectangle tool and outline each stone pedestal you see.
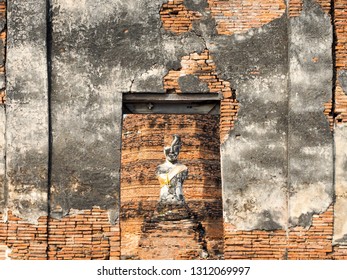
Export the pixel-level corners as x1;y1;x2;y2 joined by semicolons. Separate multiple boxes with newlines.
138;203;208;260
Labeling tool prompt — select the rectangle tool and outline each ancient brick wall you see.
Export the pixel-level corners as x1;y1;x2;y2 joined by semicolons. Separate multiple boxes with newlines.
207;0;286;35
332;0;347;256
0;209;120;260
334;0;347;124
1;0;347;261
225;206;335;260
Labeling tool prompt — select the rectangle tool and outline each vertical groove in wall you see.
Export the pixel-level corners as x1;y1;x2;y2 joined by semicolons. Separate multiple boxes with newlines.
330;0;337;126
45;0;52;258
330;0;337;249
1;0;7;212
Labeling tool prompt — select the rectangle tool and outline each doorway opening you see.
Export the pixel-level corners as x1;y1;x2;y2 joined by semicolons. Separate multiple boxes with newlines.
120;93;224;260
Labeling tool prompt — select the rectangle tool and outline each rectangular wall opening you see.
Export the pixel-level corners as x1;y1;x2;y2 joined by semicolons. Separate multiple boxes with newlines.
120;108;223;259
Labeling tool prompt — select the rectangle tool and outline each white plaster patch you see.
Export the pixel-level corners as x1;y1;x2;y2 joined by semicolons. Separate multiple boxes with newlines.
54;0;119;26
334;196;347;243
54;0;161;27
334;125;347;243
335;125;347;195
7;44;48;98
1;208;7;222
223;175;287;230
289;182;332;225
0;106;5;179
163;40;179;60
131;65;167;92
240;75;287;103
139;66;167;81
301;146;331;159
243;119;278;135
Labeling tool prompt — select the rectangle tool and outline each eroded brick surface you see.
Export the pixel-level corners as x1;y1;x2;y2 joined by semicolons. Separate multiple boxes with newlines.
48;208;120;260
1;211;48;260
207;0;285;35
121;114;223;259
289;0;330;17
224;206;337;260
1;0;347;261
334;0;347;124
160;0;202;33
0;209;120;260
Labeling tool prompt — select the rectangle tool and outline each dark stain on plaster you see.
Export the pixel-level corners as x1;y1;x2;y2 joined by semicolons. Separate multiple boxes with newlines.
296;212;314;228
6;151;48;216
178;74;209;93
256;211;282;230
338;70;347;94
211;15;288;83
183;0;208;13
335;234;347;243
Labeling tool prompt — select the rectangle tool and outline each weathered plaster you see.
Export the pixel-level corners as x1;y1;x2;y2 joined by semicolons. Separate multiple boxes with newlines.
50;0;207;217
218;0;333;230
338;70;347;93
217;17;289;230
3;0;335;233
6;0;49;223
0;105;5;209
334;124;347;243
288;0;333;227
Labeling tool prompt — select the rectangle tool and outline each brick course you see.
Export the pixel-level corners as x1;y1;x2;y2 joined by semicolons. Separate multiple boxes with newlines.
0;208;120;260
207;0;286;35
160;0;202;34
289;0;330;17
224;205;347;260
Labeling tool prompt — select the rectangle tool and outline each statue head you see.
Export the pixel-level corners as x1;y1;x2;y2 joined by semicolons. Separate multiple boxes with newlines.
164;135;182;163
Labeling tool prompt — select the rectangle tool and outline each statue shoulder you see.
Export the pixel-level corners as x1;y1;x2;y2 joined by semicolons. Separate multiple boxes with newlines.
176;163;188;170
156;163;169;174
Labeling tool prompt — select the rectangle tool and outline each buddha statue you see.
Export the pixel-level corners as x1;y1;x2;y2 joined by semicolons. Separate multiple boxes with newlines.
156;135;188;205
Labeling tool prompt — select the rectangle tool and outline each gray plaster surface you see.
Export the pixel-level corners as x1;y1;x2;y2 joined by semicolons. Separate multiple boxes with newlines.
0;105;5;210
6;0;49;222
49;0;206;217
217;17;289;230
288;0;333;227
2;0;336;231
219;0;333;230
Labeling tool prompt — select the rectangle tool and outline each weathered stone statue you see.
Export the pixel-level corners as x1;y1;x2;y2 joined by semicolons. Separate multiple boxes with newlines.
156;135;188;205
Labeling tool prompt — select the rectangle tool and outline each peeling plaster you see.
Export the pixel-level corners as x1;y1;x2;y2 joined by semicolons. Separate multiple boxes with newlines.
289;182;332;227
334;125;347;243
5;0;49;222
3;0;336;233
0;105;5;209
288;0;333;228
